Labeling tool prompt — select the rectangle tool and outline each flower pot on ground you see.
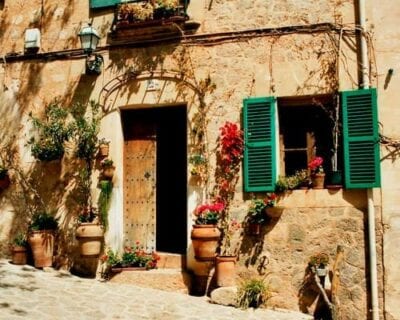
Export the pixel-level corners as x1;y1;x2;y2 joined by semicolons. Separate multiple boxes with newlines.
191;202;224;261
76;208;104;257
11;233;28;265
28;212;58;268
215;255;237;287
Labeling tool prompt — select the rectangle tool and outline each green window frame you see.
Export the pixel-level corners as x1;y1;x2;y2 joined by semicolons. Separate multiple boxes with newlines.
243;97;277;192
90;0;121;9
341;88;381;189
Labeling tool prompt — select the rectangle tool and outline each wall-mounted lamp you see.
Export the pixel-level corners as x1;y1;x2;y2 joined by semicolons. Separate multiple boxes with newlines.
78;23;103;75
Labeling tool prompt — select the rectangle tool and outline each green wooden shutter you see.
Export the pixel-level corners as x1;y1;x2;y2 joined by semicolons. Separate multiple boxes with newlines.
243;97;276;192
90;0;120;9
342;88;381;188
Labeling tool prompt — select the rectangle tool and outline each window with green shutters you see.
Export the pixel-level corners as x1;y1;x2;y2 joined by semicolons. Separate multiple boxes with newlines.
90;0;120;9
341;88;381;188
243;97;277;192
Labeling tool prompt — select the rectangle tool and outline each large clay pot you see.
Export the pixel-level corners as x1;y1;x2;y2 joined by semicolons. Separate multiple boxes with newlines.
76;223;104;257
215;255;237;287
11;246;27;265
28;230;55;268
190;224;221;261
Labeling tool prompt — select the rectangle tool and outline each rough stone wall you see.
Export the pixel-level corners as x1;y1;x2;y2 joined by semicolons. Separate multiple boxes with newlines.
0;0;391;318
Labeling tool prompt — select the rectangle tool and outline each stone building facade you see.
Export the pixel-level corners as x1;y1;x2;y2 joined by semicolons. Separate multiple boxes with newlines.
0;1;398;319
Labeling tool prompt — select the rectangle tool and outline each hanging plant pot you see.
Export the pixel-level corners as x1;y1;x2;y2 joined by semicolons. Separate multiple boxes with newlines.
316;265;328;277
76;222;104;257
102;166;115;180
215;255;237;287
98;144;109;157
190;224;221;261
28;230;55;268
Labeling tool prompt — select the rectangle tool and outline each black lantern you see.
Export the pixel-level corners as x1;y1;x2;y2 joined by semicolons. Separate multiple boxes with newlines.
78;23;103;75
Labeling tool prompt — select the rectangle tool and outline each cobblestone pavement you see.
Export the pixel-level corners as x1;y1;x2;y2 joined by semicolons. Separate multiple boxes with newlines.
0;259;312;320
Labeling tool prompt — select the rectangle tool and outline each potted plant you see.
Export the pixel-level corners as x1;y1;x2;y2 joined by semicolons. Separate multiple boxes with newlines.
102;242;160;274
237;275;271;309
28;211;58;268
28;101;73;161
308;156;325;189
0;165;10;190
154;0;179;19
10;233;28;265
247;193;276;235
101;159;115;180
98;138;110;157
308;252;330;277
76;207;104;257
190;202;224;261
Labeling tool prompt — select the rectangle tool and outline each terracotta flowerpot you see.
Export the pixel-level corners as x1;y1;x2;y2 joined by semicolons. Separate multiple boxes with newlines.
102;166;115;180
76;223;104;257
191;224;221;261
312;173;325;189
99;144;109;157
11;245;27;265
28;230;55;268
215;255;237;287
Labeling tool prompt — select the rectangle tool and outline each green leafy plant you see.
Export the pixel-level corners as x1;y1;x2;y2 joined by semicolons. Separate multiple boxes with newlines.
28;101;73;161
77;206;97;223
12;233;28;247
98;180;113;230
237;276;270;309
102;242;160;270
29;212;58;231
248;193;276;224
101;158;114;168
275;169;311;192
71;101;101;161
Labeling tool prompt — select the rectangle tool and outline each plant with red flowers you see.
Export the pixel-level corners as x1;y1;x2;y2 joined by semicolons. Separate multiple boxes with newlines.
308;156;324;175
194;202;225;225
102;242;160;270
212;122;244;255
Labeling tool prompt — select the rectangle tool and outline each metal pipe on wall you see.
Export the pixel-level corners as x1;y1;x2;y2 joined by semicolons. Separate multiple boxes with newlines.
357;0;379;319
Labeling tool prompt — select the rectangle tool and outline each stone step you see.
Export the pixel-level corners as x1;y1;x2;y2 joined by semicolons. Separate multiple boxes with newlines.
157;252;186;269
108;268;192;294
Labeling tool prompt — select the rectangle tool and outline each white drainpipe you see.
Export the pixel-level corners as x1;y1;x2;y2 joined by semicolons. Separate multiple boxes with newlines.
358;0;379;319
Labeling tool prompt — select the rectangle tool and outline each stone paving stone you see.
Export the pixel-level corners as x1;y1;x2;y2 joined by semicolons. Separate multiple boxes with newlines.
0;259;312;320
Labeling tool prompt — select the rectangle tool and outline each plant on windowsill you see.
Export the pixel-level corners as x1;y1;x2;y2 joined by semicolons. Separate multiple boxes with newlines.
308;156;325;189
154;0;179;19
191;202;224;261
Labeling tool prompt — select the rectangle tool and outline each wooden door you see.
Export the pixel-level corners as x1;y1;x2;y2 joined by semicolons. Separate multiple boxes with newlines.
123;117;156;252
